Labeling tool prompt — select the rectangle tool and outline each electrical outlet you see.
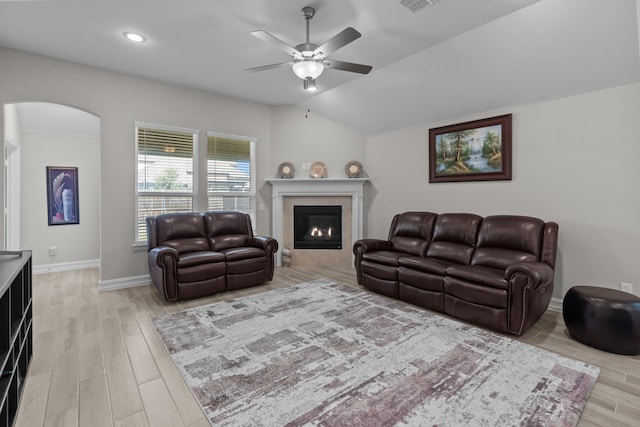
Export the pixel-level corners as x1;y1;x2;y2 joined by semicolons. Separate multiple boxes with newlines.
48;247;57;256
621;282;633;294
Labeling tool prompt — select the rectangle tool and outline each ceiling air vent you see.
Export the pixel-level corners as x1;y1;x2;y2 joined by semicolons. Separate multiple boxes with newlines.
400;0;439;13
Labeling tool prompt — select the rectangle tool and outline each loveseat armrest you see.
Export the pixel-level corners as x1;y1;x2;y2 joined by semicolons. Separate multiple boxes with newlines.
148;246;180;301
505;261;555;335
148;246;179;266
248;236;279;253
247;236;279;281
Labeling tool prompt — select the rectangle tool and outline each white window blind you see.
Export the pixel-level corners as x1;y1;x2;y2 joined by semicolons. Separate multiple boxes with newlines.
136;125;197;241
207;133;256;227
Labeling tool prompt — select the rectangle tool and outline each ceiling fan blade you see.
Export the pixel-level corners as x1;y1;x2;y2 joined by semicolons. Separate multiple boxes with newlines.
323;59;372;74
245;62;294;73
313;27;361;57
251;30;301;58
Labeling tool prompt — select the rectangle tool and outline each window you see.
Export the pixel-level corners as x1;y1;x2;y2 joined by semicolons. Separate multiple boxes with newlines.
135;123;197;242
207;132;256;227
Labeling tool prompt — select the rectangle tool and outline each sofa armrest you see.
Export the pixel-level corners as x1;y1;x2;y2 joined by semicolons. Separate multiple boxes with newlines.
353;239;392;255
505;261;555;335
353;239;392;284
505;262;554;288
148;246;179;301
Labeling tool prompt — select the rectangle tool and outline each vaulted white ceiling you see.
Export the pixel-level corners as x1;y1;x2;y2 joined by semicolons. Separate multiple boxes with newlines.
1;0;638;135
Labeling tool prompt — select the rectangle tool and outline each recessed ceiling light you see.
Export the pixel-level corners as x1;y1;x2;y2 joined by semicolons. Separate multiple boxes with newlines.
123;32;146;43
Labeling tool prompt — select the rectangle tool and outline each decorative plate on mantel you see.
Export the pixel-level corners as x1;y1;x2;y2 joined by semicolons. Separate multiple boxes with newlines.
310;161;327;179
277;162;295;179
345;160;363;178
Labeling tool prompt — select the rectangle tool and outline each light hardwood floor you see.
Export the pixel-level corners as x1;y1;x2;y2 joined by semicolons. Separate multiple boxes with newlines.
13;266;640;426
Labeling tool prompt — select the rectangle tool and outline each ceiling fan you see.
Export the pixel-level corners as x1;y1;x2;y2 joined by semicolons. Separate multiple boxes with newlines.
246;6;372;91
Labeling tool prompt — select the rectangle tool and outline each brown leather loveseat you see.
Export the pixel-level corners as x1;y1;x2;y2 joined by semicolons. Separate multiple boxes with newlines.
353;212;558;335
146;211;278;301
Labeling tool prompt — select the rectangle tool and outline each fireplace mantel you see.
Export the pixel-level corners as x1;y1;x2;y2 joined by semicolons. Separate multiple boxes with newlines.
267;178;369;266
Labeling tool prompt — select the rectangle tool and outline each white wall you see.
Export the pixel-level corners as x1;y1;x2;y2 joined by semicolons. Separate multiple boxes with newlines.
20;130;100;265
3;104;20;143
366;82;640;298
0;47;273;283
270;105;367;178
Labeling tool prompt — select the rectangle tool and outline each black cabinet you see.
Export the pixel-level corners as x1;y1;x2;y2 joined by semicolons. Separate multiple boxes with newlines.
0;251;32;427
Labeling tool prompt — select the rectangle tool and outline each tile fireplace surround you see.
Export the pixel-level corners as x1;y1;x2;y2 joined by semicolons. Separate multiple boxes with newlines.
267;178;368;267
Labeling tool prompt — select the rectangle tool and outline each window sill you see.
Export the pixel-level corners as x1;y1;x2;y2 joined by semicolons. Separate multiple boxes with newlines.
132;241;148;252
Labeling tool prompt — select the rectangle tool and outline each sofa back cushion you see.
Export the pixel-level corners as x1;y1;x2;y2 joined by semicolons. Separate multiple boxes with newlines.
153;213;210;254
471;215;544;270
204;211;252;251
426;213;482;264
388;212;437;256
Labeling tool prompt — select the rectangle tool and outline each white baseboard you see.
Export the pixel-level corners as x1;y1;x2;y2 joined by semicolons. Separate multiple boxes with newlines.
548;297;563;312
98;274;151;292
33;259;100;275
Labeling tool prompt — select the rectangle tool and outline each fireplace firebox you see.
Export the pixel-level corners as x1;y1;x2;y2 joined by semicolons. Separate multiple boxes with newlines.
294;205;342;249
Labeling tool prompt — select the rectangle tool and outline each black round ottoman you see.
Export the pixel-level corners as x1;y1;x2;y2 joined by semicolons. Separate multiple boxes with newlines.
563;286;640;355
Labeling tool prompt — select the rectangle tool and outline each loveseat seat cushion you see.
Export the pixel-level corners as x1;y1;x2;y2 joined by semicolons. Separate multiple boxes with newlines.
155;212;210;254
177;251;226;268
177;262;226;283
204;211;252;251
226;258;267;275
222;247;265;262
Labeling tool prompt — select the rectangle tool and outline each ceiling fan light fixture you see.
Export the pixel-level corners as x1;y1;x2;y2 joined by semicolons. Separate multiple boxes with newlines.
292;60;324;80
303;79;318;91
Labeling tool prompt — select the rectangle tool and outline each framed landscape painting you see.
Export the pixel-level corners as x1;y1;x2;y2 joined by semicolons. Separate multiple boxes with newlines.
46;166;79;225
429;114;512;183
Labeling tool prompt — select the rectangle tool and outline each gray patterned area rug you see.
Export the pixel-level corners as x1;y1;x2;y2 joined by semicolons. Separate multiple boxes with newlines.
152;279;599;426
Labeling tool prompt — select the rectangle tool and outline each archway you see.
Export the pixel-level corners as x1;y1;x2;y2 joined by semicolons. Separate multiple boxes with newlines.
3;102;101;271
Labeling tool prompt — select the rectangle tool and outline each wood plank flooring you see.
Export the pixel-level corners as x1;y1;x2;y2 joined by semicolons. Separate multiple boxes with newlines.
13;266;640;426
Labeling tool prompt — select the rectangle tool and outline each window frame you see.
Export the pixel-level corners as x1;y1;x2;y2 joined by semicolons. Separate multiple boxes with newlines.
206;131;257;230
134;122;199;244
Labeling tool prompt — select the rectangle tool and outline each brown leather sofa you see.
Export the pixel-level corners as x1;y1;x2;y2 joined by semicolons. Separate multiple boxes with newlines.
146;211;279;301
353;212;558;335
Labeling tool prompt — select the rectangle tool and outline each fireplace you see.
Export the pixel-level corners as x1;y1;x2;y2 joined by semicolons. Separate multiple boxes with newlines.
267;178;368;266
294;205;342;249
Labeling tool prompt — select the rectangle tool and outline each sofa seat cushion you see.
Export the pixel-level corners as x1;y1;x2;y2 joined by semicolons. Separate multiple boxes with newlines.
398;256;456;275
446;265;507;289
361;260;397;281
362;251;404;267
398;267;443;292
444;276;509;309
221;247;265;262
178;251;226;268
